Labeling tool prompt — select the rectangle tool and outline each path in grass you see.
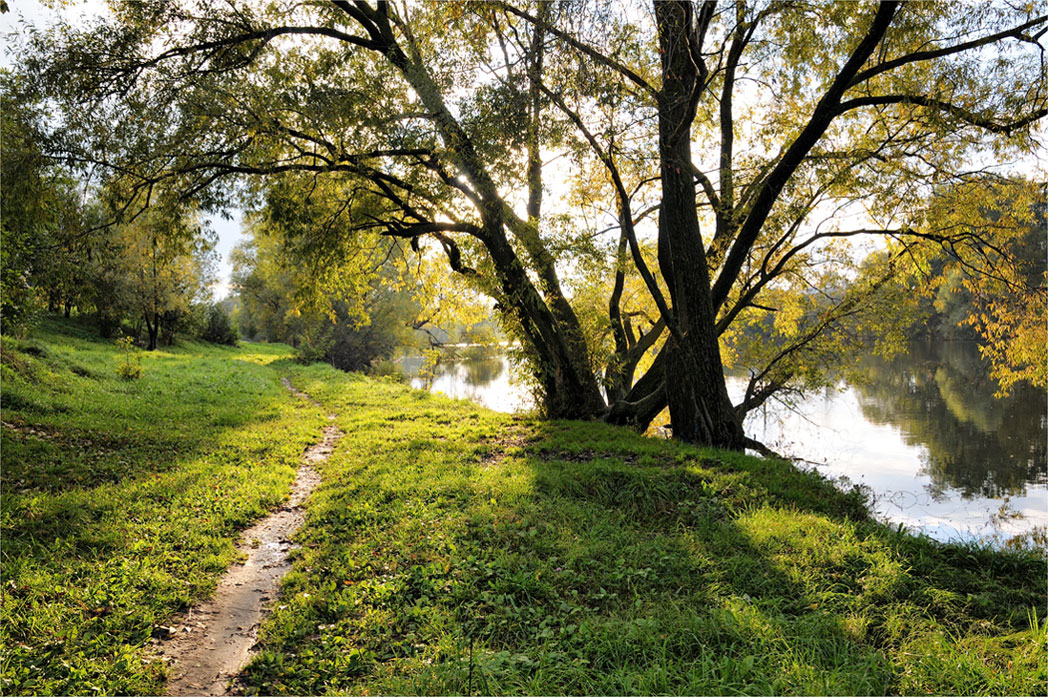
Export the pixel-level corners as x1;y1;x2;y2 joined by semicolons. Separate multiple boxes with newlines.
160;380;342;696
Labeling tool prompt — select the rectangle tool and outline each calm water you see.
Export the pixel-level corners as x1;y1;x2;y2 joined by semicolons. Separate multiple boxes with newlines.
397;342;1047;544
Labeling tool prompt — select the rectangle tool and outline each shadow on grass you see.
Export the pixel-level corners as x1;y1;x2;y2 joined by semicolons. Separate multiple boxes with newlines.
249;396;1046;695
0;321;327;695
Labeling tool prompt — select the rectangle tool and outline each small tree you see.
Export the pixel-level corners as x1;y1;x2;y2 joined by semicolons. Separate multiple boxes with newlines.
115;336;142;380
199;303;239;345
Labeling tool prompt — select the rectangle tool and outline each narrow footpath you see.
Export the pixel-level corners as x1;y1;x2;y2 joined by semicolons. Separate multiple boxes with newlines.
159;379;342;696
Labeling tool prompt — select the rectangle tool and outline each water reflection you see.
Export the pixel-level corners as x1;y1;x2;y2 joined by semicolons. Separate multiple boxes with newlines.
852;342;1046;499
398;352;531;413
463;357;504;387
397;343;1047;542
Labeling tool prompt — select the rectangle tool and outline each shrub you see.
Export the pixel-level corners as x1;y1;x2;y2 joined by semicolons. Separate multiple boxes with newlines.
199;303;238;346
369;358;406;382
115;336;142;380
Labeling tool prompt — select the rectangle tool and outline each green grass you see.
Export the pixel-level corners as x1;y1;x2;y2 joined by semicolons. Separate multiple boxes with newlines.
241;363;1047;696
2;318;1045;695
1;318;327;695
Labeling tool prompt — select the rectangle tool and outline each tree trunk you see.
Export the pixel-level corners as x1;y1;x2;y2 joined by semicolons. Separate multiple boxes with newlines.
482;214;607;419
145;312;159;351
381;26;605;420
654;1;744;449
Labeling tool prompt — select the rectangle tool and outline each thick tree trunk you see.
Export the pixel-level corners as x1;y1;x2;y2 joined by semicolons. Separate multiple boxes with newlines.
482;214;607;419
377;21;605;420
654;1;744;450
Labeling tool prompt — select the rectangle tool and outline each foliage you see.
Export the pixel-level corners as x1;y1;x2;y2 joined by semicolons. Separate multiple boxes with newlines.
233;218;491;371
198;303;239;346
0;73;77;334
414;346;443;390
104;204;217;349
14;0;1048;445
884;178;1047;395
0;70;217;346
114;335;142;380
949;181;1047;394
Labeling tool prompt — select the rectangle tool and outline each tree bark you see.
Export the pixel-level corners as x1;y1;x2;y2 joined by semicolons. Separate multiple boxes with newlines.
145;312;159;350
364;9;605;419
654;1;744;449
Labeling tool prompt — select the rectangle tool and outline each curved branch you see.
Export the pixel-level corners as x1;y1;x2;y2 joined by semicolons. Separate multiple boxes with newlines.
141;26;379;69
836;95;1048;135
495;1;657;97
846;14;1048;89
540;84;676;334
710;0;900;312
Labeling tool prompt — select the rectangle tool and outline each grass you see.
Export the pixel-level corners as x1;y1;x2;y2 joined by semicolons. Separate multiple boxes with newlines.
2;317;1045;695
240;362;1046;695
1;318;327;695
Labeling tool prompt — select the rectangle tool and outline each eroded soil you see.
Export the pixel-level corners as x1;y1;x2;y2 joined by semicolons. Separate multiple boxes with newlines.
158;381;341;696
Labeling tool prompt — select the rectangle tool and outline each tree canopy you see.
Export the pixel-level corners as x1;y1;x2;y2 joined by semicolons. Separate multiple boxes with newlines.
13;0;1047;447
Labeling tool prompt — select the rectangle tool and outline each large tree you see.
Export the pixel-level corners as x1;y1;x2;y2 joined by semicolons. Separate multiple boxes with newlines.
18;0;1046;447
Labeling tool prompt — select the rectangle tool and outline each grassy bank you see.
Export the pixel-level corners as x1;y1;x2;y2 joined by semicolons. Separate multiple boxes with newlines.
1;319;327;694
2;319;1045;695
241;363;1046;695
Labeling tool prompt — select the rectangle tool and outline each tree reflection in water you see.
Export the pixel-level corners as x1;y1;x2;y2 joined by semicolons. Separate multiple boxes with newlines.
852;341;1047;499
462;357;504;387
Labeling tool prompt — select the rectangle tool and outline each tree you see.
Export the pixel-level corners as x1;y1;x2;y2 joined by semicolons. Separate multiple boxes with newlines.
99;204;217;350
233;206;489;369
0;72;76;333
887;177;1047;394
20;0;1047;448
199;302;239;345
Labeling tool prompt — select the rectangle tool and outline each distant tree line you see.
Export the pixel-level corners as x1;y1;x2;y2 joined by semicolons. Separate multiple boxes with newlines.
1;75;236;348
874;178;1046;394
230;211;498;370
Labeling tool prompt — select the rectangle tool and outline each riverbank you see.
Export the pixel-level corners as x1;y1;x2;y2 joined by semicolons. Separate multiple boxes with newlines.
2;319;1045;695
397;345;1048;544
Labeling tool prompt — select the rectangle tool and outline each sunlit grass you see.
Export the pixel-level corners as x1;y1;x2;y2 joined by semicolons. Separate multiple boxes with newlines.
1;319;327;695
2;318;1044;695
241;362;1046;696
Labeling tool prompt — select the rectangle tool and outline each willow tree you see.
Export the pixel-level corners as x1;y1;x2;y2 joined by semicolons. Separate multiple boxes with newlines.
19;0;1046;447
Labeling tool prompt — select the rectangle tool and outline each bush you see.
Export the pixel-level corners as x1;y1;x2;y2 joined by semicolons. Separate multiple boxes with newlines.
369;358;406;382
115;336;142;380
117;361;142;380
199;303;238;345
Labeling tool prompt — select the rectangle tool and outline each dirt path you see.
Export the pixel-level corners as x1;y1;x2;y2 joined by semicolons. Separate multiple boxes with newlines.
158;379;342;696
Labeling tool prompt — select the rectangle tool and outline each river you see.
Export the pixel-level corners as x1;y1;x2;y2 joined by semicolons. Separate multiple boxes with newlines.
396;342;1047;545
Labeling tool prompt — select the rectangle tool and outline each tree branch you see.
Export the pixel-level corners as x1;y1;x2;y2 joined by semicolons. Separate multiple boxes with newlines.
836;94;1048;135
495;1;658;97
847;14;1048;89
711;0;900;313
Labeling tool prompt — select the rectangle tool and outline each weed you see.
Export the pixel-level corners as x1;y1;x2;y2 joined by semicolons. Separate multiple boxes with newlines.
115;336;142;380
